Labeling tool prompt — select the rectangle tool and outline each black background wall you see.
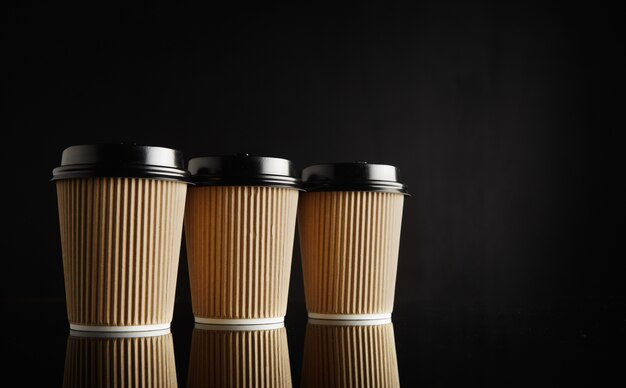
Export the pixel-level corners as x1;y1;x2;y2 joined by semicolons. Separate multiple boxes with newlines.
2;1;621;316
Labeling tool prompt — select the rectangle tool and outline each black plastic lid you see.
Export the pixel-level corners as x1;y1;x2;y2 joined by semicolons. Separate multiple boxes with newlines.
301;162;409;195
187;154;300;189
51;144;191;182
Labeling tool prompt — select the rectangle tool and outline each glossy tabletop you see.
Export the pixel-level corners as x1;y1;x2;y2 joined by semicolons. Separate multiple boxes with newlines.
1;299;624;386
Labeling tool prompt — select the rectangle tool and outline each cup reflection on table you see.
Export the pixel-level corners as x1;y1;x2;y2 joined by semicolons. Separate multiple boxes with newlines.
188;323;292;388
301;319;400;388
63;330;178;388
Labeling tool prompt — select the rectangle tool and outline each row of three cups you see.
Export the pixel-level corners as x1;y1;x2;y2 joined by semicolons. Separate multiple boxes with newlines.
53;144;408;331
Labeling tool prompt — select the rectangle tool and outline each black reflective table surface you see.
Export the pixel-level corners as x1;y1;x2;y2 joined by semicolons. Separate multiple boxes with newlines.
1;300;624;386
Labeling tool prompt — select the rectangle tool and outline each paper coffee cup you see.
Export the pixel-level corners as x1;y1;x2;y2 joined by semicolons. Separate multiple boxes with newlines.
63;330;177;387
52;144;190;332
188;323;292;387
298;163;408;320
301;319;399;387
184;155;300;325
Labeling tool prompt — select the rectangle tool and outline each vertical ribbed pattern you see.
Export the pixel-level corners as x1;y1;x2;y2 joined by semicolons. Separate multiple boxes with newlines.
301;323;399;388
56;177;187;327
188;327;292;388
185;186;299;320
298;192;404;315
63;333;178;388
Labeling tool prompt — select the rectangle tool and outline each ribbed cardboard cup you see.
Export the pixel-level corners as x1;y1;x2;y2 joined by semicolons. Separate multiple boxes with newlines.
301;320;399;388
63;331;177;387
184;155;300;325
188;323;292;387
298;163;408;320
53;145;190;332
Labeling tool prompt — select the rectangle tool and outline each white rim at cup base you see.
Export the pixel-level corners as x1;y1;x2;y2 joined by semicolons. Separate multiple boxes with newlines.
69;328;171;338
69;323;171;334
307;312;392;321
194;322;285;331
194;316;285;325
308;318;391;326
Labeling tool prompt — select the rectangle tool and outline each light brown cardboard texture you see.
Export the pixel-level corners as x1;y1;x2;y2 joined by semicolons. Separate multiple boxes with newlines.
185;186;299;321
298;191;404;317
56;177;187;328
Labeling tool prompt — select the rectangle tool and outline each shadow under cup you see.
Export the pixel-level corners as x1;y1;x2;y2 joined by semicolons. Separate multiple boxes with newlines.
64;331;177;388
52;144;190;332
188;323;292;388
301;320;399;387
298;163;409;321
